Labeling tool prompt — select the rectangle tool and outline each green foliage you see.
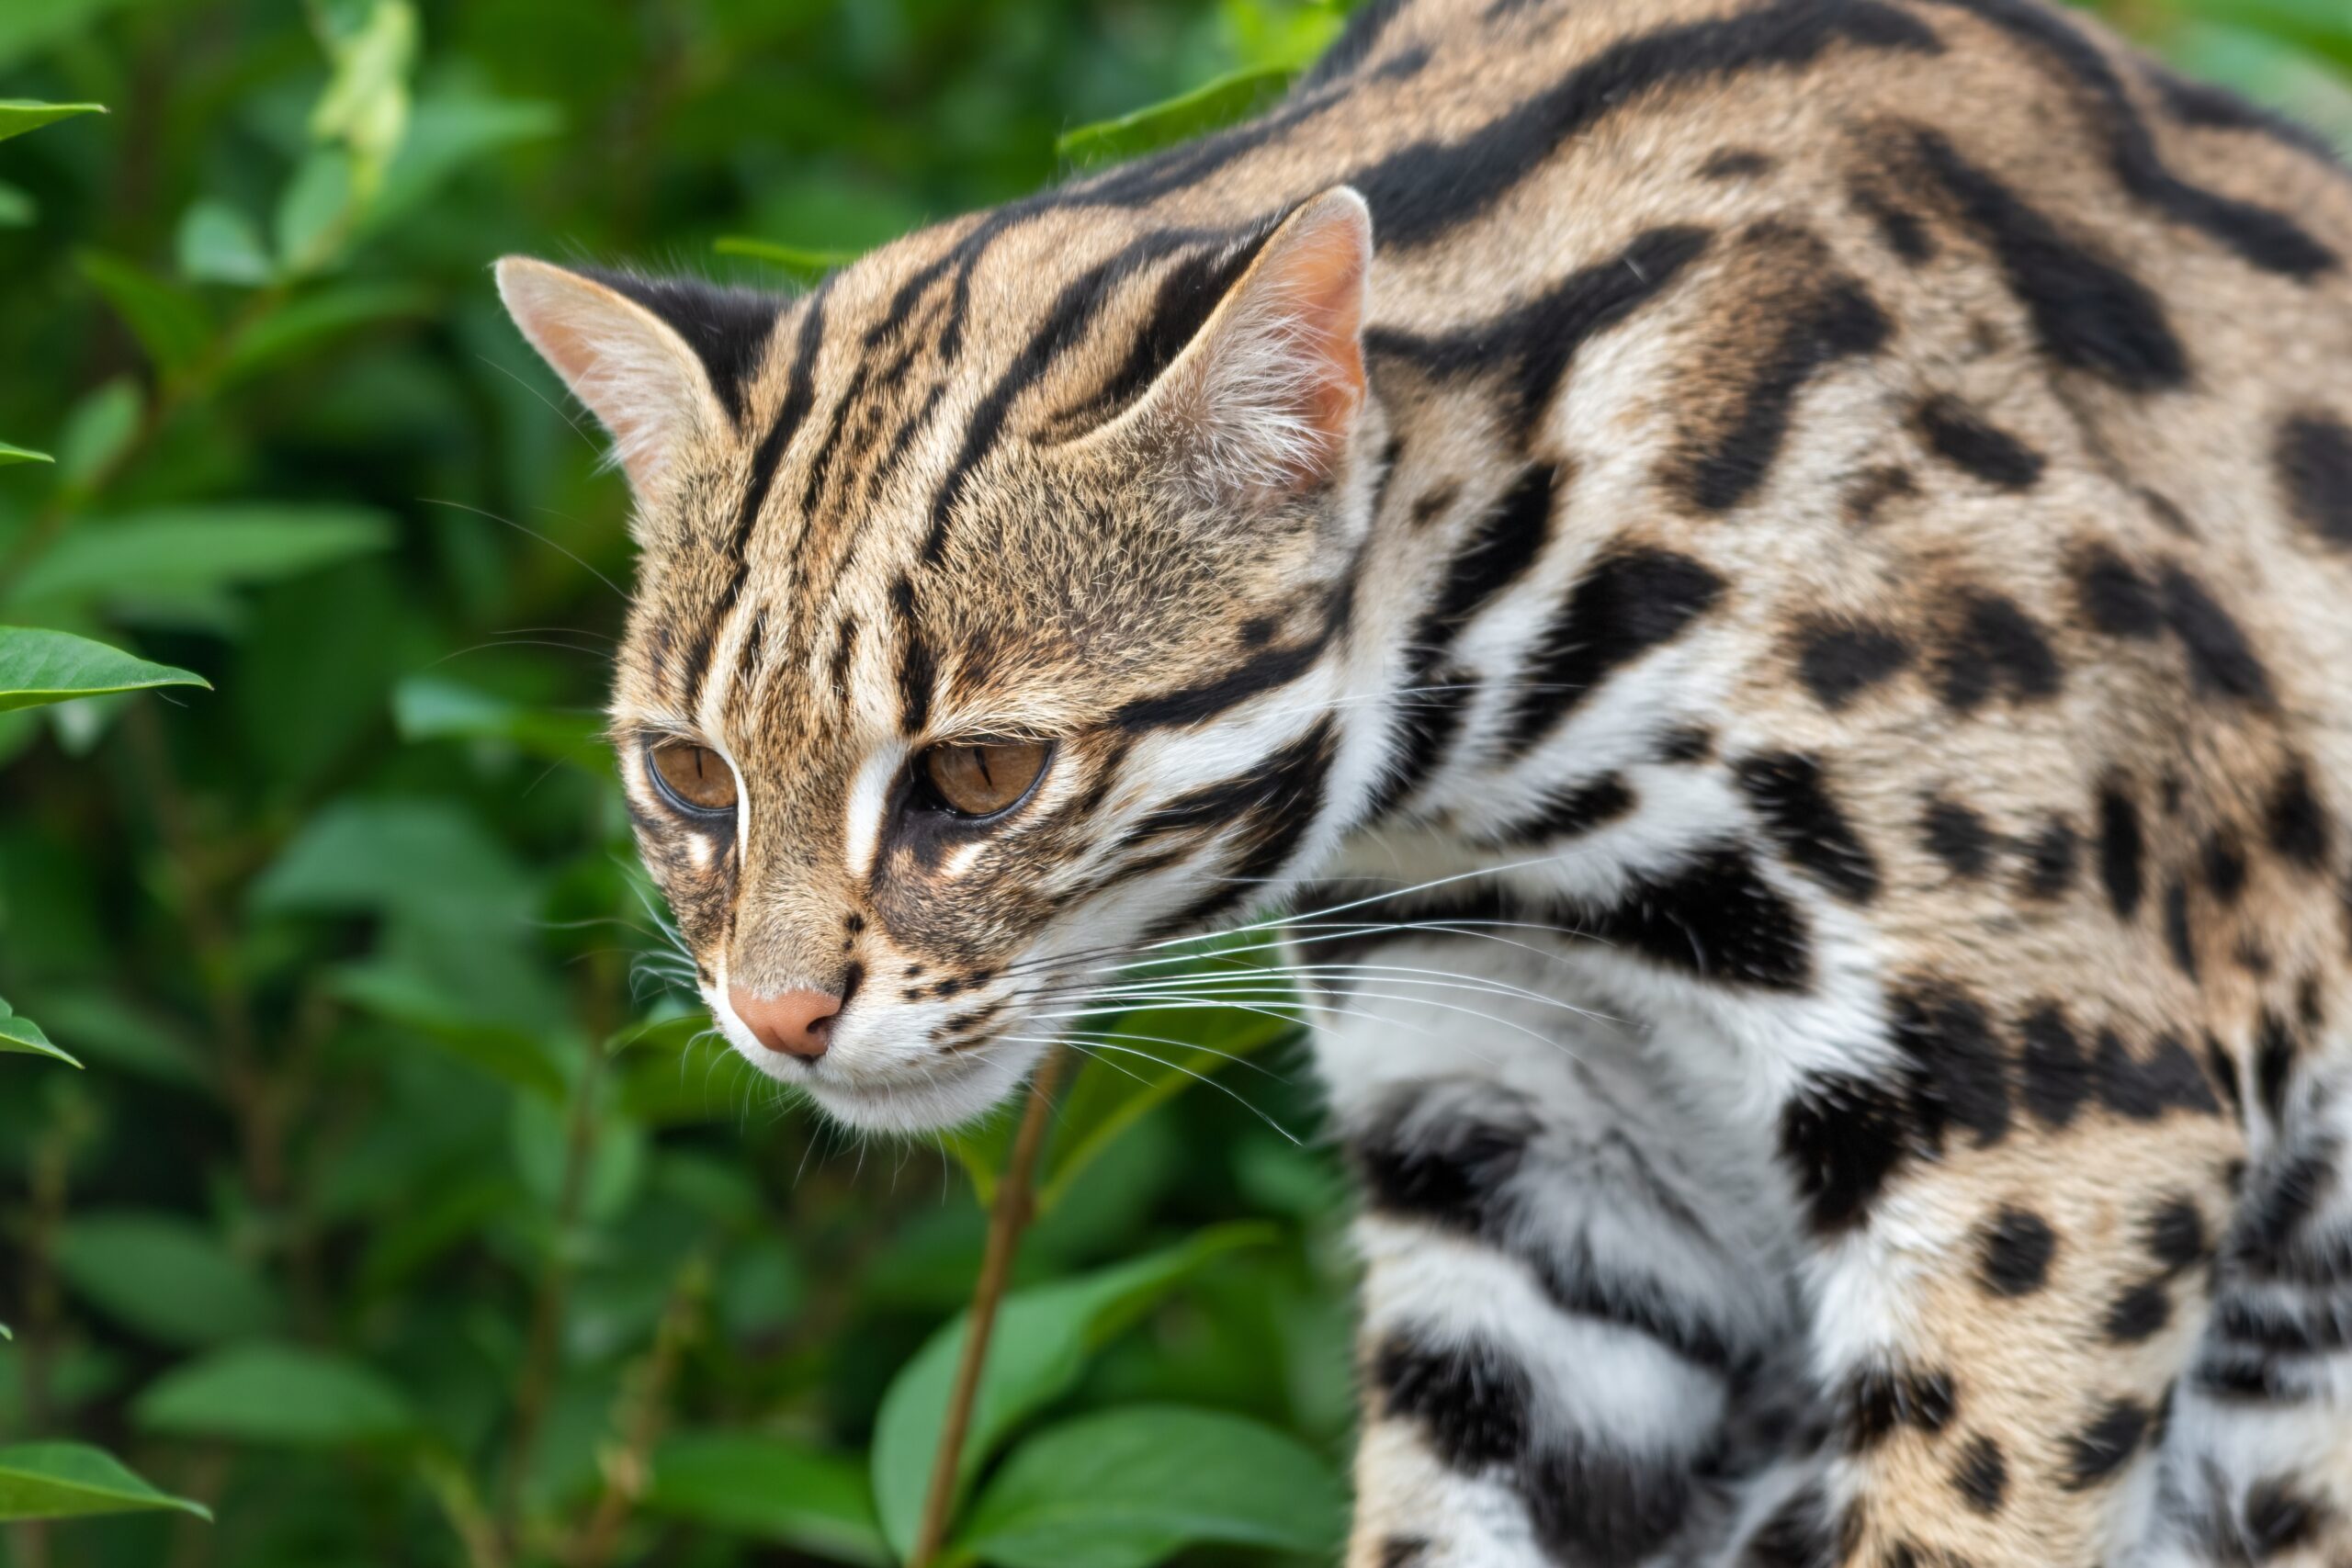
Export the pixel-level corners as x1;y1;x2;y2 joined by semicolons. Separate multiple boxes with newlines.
0;1;2341;1566
0;1445;207;1524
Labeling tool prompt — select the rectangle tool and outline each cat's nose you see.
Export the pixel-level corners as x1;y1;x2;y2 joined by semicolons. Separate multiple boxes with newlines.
729;986;840;1060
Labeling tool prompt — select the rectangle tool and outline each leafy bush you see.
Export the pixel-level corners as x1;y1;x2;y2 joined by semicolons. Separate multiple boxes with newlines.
0;2;2343;1566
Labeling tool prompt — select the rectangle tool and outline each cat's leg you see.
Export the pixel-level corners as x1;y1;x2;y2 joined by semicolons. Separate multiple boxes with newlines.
2132;1047;2352;1566
1759;1023;2245;1567
1309;938;1807;1568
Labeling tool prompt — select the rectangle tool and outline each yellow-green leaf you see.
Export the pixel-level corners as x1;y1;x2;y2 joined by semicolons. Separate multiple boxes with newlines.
0;441;50;466
0;1443;209;1523
0;627;209;715
712;236;860;281
0;993;81;1066
0;101;105;145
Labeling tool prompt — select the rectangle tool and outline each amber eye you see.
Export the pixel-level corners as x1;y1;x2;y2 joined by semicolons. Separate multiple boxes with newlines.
647;739;738;816
919;740;1049;818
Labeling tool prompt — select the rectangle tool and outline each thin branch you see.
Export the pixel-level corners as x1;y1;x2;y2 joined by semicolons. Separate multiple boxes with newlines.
907;1047;1069;1568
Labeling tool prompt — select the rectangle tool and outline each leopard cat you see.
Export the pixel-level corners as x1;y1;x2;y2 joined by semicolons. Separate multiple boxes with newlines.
495;0;2352;1561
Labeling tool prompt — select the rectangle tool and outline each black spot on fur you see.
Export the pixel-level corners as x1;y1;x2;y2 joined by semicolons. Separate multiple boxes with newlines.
1980;1207;2057;1296
2255;1010;2298;1124
1736;751;1882;903
1350;0;1941;248
2147;1196;2209;1273
1781;1071;1912;1234
1921;799;1994;878
1417;465;1562;640
1953;1434;2007;1514
1502;547;1726;757
1377;1539;1429;1568
1491;773;1637;845
1521;1446;1692;1566
1353;1100;1530;1228
2205;1033;2245;1120
2267;761;2332;871
2061;1399;2148;1489
2105;1280;2172;1344
1845;1364;1957;1451
1368;668;1476;821
2160;565;2272;704
1794;619;1912;710
2165;876;2199;979
2098;782;2145;919
2094;1028;2223;1120
1656;725;1715;764
1746;1482;1832;1567
1894;984;2011;1148
1846;463;1918;525
2276;412;2352;550
2019;1003;2092;1129
1912;128;2188;389
1938;592;2061;712
1686;278;1891;513
2244;1479;2332;1559
2075;545;2162;637
1918;0;2337;278
890;575;936;735
1704;148;1776;179
2022;818;2078;899
576;269;780;425
1373;1336;1531;1470
1916;395;2044;489
2203;831;2248;904
1580;844;1815;990
1852;183;1936;263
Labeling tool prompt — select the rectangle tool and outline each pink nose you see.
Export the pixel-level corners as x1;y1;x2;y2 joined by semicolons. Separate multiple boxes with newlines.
730;987;841;1059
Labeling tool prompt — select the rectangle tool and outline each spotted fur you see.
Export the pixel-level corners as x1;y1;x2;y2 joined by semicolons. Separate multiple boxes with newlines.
498;0;2352;1560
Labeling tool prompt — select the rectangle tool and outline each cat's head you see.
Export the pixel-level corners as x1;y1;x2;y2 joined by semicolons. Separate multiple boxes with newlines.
497;188;1385;1131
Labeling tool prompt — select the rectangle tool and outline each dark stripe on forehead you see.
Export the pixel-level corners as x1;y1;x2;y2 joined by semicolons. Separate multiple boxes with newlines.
1919;0;2337;278
579;269;783;426
923;224;1244;563
890;574;935;735
686;284;830;705
1348;0;1940;249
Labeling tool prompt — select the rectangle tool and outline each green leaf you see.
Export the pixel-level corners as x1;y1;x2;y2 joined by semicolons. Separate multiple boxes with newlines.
309;0;418;199
0;101;105;145
220;281;432;384
0;627;209;714
510;1093;645;1223
330;962;569;1101
176;198;276;286
17;989;206;1088
391;675;607;763
0;179;29;227
52;376;142;489
0;442;51;466
133;1343;416;1447
646;1433;888;1565
75;250;211;375
1056;66;1296;165
55;1213;284;1348
0;993;79;1066
0;1443;209;1523
274;148;356;277
954;1406;1342;1568
712;237;861;282
366;86;559;237
870;1224;1273;1561
8;504;395;610
253;796;533;928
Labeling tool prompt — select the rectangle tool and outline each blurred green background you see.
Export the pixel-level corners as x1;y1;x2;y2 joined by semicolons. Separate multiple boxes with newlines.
0;2;2344;1565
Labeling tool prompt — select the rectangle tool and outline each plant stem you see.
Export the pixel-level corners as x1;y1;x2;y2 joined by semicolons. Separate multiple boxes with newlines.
568;1253;707;1568
907;1046;1068;1568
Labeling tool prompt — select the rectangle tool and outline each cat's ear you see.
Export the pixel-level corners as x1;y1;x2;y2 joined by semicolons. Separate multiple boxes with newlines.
494;257;731;507
1127;186;1371;508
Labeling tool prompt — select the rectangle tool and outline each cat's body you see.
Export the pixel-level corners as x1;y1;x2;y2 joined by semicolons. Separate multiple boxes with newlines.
496;0;2352;1561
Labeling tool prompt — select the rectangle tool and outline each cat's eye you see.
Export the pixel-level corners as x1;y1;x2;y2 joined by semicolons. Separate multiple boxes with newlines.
919;740;1049;819
647;739;737;816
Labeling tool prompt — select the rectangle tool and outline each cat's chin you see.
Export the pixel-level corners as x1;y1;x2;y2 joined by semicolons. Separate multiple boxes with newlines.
790;1043;1043;1136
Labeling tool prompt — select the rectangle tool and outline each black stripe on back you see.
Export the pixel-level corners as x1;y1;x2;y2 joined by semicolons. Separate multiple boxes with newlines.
1349;0;1940;248
1369;226;1713;446
1682;274;1890;514
580;268;783;427
1919;0;2337;278
1502;547;1727;758
1911;128;2188;391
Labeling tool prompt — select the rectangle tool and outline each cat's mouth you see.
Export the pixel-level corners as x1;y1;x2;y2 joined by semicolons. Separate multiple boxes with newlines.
794;1039;1047;1134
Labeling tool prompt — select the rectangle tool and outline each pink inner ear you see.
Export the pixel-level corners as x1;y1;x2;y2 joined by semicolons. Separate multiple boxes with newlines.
1281;211;1371;450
